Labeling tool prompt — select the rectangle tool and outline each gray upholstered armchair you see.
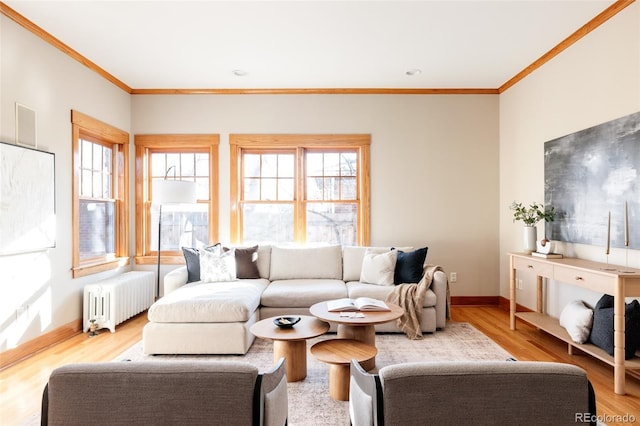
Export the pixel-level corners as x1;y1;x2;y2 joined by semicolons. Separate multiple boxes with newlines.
349;360;596;426
41;358;288;426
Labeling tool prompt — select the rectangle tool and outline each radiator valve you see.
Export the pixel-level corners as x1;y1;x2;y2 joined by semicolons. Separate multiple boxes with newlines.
89;319;97;337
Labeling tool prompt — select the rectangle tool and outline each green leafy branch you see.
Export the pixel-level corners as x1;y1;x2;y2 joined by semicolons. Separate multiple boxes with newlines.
510;201;555;226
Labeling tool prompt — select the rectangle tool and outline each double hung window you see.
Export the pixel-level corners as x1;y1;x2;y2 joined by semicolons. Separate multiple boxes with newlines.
230;134;370;245
134;135;219;264
71;111;129;277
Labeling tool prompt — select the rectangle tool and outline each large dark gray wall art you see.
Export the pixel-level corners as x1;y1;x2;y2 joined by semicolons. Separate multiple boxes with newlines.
544;111;640;250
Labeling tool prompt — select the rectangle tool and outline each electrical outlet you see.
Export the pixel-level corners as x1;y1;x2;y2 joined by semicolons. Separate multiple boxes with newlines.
450;272;457;283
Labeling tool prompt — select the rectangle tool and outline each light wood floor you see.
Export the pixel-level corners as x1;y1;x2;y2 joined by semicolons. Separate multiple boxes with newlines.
1;306;639;425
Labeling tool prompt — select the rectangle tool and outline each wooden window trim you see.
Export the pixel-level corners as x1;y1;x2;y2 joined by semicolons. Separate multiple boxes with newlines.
134;134;220;265
71;110;129;278
230;134;370;245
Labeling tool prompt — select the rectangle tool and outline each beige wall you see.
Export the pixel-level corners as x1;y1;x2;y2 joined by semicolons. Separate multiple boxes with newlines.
499;2;640;316
0;16;131;350
132;93;501;297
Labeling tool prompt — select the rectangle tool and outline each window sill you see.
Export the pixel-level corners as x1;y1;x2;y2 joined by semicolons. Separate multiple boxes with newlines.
72;257;130;278
134;255;186;266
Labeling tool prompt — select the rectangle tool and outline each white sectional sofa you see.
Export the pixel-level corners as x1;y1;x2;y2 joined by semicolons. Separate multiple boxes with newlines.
142;245;447;355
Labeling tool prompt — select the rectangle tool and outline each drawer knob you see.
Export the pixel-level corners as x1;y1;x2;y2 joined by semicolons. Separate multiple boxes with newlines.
527;265;534;269
575;276;584;281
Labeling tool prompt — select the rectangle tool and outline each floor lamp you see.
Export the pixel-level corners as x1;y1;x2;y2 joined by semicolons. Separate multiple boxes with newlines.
153;173;197;299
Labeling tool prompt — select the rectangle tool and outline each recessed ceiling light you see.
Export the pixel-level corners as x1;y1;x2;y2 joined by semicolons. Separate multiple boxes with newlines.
406;69;422;76
232;69;248;77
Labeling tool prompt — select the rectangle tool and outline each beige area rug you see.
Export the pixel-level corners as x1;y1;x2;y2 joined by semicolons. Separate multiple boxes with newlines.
110;322;513;426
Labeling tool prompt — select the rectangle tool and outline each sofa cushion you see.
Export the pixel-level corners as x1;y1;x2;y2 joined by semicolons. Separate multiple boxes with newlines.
343;246;413;282
224;245;260;279
148;279;268;323
200;248;237;282
182;243;221;283
347;281;437;308
559;300;593;344
261;279;348;308
360;249;397;285
394;246;428;284
269;245;343;280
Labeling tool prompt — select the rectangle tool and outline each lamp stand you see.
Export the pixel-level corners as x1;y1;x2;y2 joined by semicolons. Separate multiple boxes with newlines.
156;204;163;299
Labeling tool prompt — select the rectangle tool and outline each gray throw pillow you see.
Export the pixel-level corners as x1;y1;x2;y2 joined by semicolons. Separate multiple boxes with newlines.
181;243;220;283
589;294;640;359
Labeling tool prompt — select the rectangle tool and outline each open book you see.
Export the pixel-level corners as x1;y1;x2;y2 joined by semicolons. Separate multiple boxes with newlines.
326;297;390;312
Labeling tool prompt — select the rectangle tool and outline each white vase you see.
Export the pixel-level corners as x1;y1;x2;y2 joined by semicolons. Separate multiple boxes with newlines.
523;226;537;253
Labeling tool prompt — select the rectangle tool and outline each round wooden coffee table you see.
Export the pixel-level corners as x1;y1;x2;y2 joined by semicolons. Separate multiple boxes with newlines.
250;315;329;382
311;339;377;401
309;301;403;369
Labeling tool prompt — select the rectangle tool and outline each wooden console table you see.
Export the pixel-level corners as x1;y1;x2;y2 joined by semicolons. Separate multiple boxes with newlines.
509;252;640;395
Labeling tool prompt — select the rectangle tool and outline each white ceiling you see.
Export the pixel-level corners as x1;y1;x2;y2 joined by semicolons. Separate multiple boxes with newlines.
5;0;617;90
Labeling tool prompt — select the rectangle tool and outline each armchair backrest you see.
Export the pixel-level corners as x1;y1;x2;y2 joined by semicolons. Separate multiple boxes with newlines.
42;359;287;426
350;360;596;426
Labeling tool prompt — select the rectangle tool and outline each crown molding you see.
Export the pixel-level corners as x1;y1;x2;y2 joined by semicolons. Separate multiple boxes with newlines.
499;0;635;93
0;2;132;93
130;88;499;95
2;0;634;96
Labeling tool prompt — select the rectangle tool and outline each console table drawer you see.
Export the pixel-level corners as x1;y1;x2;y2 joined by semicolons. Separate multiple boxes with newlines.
512;257;553;277
553;267;610;293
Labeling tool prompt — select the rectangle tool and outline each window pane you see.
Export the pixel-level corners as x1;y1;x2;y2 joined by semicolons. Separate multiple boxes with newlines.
181;154;195;177
261;178;277;200
244;178;260;200
151;203;209;251
152;153;167;177
195;153;209;176
244;154;260;178
195;177;209;200
92;171;102;198
278;178;294;201
92;143;102;170
261;154;278;177
79;199;115;260
324;177;339;200
341;153;357;176
81;140;92;169
306;152;323;176
102;171;111;198
103;146;112;171
81;170;92;197
306;177;323;201
242;203;293;243
341;177;357;200
306;202;357;245
166;153;180;175
324;153;340;176
278;154;294;178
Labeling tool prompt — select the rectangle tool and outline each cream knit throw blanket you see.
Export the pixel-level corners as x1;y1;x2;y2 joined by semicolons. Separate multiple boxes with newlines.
385;264;448;340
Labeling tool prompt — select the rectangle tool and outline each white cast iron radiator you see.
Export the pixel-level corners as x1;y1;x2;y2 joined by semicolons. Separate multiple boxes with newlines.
83;271;155;333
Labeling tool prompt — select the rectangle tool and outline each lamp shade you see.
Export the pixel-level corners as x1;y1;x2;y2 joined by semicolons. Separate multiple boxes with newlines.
153;179;197;204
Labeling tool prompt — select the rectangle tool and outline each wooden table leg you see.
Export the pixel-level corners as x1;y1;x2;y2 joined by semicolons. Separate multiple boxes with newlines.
273;340;307;382
614;280;626;395
328;363;350;401
337;324;376;370
510;257;516;330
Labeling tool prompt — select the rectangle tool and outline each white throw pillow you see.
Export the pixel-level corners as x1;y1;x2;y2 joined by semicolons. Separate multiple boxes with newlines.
200;248;237;282
559;300;593;344
360;249;398;286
